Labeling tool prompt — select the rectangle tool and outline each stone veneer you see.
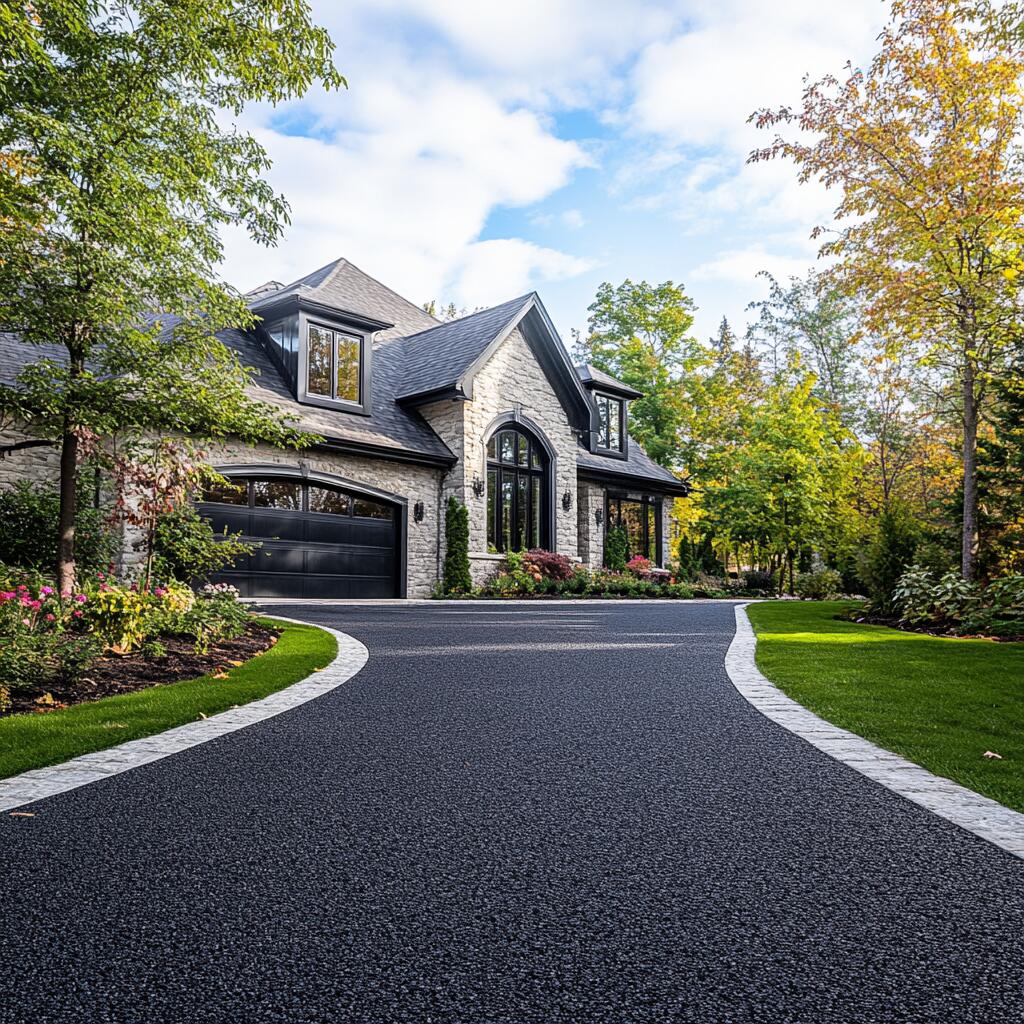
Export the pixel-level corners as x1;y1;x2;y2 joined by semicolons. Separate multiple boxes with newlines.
419;327;582;585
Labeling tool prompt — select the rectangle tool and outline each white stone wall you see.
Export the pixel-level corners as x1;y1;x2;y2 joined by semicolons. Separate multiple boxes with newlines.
577;480;606;570
205;440;444;598
0;427;61;489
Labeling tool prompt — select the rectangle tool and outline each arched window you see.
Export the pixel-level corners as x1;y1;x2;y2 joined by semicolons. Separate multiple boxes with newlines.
486;425;549;552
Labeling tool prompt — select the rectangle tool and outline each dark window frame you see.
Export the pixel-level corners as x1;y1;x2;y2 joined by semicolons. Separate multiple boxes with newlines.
605;492;662;564
304;318;365;407
594;392;627;456
485;426;550;553
201;477;394;521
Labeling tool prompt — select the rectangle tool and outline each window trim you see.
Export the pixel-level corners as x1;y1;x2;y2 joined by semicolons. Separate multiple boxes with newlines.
604;492;662;564
592;391;628;459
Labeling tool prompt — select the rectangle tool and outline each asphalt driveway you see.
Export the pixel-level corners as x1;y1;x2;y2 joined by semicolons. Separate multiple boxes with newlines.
1;601;1023;1023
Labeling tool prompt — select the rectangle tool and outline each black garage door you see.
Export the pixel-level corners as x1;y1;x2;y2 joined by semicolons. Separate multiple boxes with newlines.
197;476;400;599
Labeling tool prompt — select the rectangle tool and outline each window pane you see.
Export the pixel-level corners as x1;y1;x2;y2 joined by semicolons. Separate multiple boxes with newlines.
608;399;622;450
530;445;542;469
597;396;609;447
336;333;361;402
531;476;541;548
353;497;393;520
499;431;515;464
487;468;497;547
307;325;332;396
647;503;657;560
487;436;497;459
203;478;248;505
621;500;645;557
309;486;350;516
253;480;301;509
501;473;513;551
517;434;529;466
516;474;529;551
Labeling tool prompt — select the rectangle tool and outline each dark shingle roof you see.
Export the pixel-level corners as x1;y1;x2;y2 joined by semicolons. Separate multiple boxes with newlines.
248;259;437;342
577;443;687;493
575;363;644;399
391;295;534;401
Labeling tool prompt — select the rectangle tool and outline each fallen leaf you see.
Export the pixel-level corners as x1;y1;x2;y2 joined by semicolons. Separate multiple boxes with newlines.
983;750;1004;760
9;811;35;817
211;670;230;679
197;712;208;720
227;660;244;667
34;692;57;705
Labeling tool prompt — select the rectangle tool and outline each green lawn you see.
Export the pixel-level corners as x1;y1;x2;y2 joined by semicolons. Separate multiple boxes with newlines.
746;601;1024;813
0;617;337;781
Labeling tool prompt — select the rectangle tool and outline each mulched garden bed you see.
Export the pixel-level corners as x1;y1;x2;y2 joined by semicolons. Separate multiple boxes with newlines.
841;612;1024;643
3;621;281;718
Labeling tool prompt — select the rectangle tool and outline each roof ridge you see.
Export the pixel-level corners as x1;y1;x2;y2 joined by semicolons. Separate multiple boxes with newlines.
400;293;534;344
339;258;442;327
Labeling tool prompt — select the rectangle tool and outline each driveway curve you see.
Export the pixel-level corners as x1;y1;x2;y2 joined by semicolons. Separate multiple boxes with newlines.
1;601;1022;1023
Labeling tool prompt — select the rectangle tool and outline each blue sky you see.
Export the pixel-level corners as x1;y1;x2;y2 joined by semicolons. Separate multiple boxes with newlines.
220;0;888;345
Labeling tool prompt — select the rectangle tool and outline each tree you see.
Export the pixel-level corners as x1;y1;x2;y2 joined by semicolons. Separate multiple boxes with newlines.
751;0;1024;579
442;497;472;594
577;279;704;469
0;1;343;591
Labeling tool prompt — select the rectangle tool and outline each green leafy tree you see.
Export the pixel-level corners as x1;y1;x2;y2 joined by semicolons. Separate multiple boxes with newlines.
578;279;704;469
442;497;472;594
153;504;258;586
0;1;343;591
751;0;1024;578
859;500;921;613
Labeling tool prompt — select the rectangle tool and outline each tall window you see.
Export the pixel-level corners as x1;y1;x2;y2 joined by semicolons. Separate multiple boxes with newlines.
307;323;361;403
606;495;660;562
595;393;624;451
486;426;548;552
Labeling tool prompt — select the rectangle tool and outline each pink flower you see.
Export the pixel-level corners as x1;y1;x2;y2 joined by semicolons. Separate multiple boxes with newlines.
45;613;55;622
21;617;30;626
29;600;42;611
96;572;105;580
154;587;166;597
17;584;27;592
0;591;14;601
72;609;83;618
74;594;87;604
40;586;53;595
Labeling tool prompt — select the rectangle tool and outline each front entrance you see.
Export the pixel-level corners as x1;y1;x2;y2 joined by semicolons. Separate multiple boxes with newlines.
197;475;400;598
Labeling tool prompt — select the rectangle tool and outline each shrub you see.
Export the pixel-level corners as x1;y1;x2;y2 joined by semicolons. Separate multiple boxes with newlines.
743;569;777;595
604;525;628;572
859;502;920;614
523;549;575;581
963;574;1024;636
442;497;472;594
0;575;103;689
794;568;843;600
152;504;258;584
0;481;116;574
625;555;655;579
676;534;720;581
894;567;982;627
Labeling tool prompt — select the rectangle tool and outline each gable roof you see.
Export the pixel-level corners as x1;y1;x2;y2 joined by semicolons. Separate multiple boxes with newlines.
248;258;437;342
391;295;534;402
576;363;644;400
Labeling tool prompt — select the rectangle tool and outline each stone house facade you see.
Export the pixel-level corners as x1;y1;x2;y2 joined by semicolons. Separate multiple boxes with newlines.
0;259;687;598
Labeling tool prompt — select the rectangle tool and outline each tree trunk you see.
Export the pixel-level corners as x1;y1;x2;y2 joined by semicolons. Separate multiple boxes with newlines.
787;549;795;595
56;421;78;595
961;364;979;581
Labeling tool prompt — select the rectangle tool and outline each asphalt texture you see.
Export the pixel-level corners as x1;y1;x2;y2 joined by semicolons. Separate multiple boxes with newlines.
1;601;1023;1024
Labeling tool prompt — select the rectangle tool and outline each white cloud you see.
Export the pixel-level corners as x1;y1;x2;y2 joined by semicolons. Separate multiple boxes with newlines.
561;209;587;229
220;66;591;304
449;239;596;309
690;245;814;285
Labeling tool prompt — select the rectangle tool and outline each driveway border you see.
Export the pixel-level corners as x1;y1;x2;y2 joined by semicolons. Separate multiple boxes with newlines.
725;603;1024;861
0;617;368;814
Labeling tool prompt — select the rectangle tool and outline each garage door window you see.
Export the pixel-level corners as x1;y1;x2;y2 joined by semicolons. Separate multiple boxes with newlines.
203;478;393;522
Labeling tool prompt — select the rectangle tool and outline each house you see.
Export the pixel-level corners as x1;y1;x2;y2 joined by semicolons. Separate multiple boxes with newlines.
0;258;688;598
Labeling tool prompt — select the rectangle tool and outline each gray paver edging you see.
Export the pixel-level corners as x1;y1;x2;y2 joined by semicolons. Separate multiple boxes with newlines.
0;616;368;813
725;603;1024;861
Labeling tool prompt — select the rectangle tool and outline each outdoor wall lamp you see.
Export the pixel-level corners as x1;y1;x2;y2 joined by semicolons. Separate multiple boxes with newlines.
562;490;573;511
594;508;604;527
472;475;485;498
413;500;425;523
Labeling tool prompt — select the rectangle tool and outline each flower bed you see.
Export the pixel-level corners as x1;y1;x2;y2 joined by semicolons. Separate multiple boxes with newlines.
440;549;734;600
0;567;254;713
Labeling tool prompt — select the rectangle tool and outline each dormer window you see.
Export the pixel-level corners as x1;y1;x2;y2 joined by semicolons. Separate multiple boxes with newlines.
595;393;624;452
307;323;362;404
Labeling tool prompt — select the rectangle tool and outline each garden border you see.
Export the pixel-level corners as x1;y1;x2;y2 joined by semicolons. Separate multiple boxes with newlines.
0;616;368;813
725;602;1024;861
